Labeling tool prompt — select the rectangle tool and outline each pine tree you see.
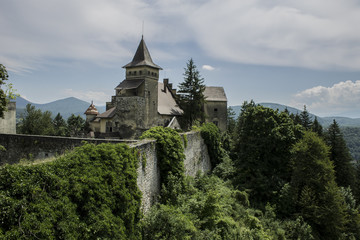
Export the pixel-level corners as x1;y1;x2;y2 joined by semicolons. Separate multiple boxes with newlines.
311;116;323;136
233;101;299;205
177;58;206;129
325;120;355;189
290;131;348;239
53;113;67;136
299;105;312;130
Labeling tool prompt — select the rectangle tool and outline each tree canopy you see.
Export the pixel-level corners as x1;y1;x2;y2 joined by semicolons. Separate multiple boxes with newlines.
177;58;206;129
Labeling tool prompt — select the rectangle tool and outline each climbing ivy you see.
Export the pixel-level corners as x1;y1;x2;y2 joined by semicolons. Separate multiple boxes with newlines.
200;122;225;167
0;143;142;239
140;127;186;203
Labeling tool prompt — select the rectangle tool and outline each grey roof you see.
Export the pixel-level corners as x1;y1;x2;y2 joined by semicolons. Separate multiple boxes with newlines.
123;36;162;69
204;86;227;102
96;107;116;119
115;79;144;90
158;83;183;115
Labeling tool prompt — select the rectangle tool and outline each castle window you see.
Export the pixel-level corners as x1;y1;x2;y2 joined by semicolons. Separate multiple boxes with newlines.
139;70;142;75
214;108;218;112
213;121;218;126
134;71;137;75
129;71;131;75
148;71;150;75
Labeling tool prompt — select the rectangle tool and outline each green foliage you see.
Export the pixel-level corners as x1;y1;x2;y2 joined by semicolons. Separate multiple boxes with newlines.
342;126;360;161
140;126;186;203
233;101;301;205
325;120;356;189
53;112;67;136
67;113;86;137
177;58;206;129
0;143;142;239
0;64;17;118
17;104;55;136
289;131;351;239
143;174;313;240
299;105;312;130
200;122;225;167
227;106;236;133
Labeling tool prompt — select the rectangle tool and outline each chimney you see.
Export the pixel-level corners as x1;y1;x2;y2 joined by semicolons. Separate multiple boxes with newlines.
163;78;169;93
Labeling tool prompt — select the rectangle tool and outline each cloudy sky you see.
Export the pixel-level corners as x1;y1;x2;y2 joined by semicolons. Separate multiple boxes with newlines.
2;0;360;117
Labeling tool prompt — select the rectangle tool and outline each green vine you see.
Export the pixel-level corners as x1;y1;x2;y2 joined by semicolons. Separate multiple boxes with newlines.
182;134;188;148
200;122;225;168
140;127;185;203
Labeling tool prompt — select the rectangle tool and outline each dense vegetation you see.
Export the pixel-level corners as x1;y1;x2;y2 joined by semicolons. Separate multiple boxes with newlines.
2;100;360;239
0;143;142;239
17;104;88;137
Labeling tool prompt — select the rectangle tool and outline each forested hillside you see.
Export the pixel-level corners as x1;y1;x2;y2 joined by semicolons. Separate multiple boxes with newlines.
2;102;360;239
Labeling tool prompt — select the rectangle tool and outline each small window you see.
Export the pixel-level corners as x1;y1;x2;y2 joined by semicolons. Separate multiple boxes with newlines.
134;71;137;75
148;71;150;75
214;108;218;112
213;121;218;126
139;71;142;75
109;127;113;132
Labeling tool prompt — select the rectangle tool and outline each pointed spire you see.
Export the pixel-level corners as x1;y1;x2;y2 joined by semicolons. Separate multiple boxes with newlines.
123;37;162;69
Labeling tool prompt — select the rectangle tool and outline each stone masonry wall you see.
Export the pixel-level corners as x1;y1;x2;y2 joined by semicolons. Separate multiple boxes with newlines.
0;133;135;165
0;131;211;213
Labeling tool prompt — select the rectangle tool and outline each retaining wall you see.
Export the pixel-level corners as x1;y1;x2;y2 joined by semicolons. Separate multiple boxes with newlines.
0;131;211;212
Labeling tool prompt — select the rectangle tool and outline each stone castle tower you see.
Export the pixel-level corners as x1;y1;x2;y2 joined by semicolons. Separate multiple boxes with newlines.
86;36;182;138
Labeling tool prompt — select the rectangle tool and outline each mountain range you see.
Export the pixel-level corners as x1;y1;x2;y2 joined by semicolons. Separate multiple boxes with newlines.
231;103;360;127
14;96;106;120
12;97;360;127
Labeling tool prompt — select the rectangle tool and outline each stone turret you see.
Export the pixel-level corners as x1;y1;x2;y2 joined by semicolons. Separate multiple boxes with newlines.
84;101;98;122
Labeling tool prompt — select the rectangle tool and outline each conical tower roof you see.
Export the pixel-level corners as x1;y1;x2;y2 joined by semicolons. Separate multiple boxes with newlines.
84;101;99;115
123;36;162;69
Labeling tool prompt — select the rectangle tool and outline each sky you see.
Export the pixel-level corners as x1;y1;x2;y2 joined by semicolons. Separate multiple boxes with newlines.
1;0;360;117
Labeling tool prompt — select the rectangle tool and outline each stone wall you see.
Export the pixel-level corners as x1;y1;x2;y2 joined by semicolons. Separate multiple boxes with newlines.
0;102;16;134
0;133;135;165
0;131;211;213
134;131;211;212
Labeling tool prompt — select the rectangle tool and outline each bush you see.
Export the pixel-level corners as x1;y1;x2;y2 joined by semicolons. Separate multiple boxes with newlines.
0;143;142;239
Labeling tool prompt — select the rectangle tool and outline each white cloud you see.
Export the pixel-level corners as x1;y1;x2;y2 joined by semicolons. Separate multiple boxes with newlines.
292;80;360;116
202;65;215;71
2;0;360;72
64;89;112;106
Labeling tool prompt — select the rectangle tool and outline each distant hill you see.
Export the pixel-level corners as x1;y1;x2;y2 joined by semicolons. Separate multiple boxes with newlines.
230;103;360;128
14;96;106;120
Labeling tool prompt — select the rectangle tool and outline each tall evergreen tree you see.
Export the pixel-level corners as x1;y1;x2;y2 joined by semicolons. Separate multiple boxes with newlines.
67;114;85;137
53;113;67;136
177;58;206;129
325;120;355;189
299;105;312;130
289;131;350;239
233;101;300;205
311;116;323;136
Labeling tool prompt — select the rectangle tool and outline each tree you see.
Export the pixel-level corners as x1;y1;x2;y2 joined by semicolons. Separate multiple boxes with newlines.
233;101;301;205
0;64;17;118
177;58;206;129
53;113;67;136
325;120;355;189
299;105;312;130
227;107;236;133
288;131;350;239
17;104;55;135
311;116;323;136
67;114;85;137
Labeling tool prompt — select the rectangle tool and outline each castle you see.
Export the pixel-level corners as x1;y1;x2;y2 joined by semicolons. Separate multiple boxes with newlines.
85;37;227;139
